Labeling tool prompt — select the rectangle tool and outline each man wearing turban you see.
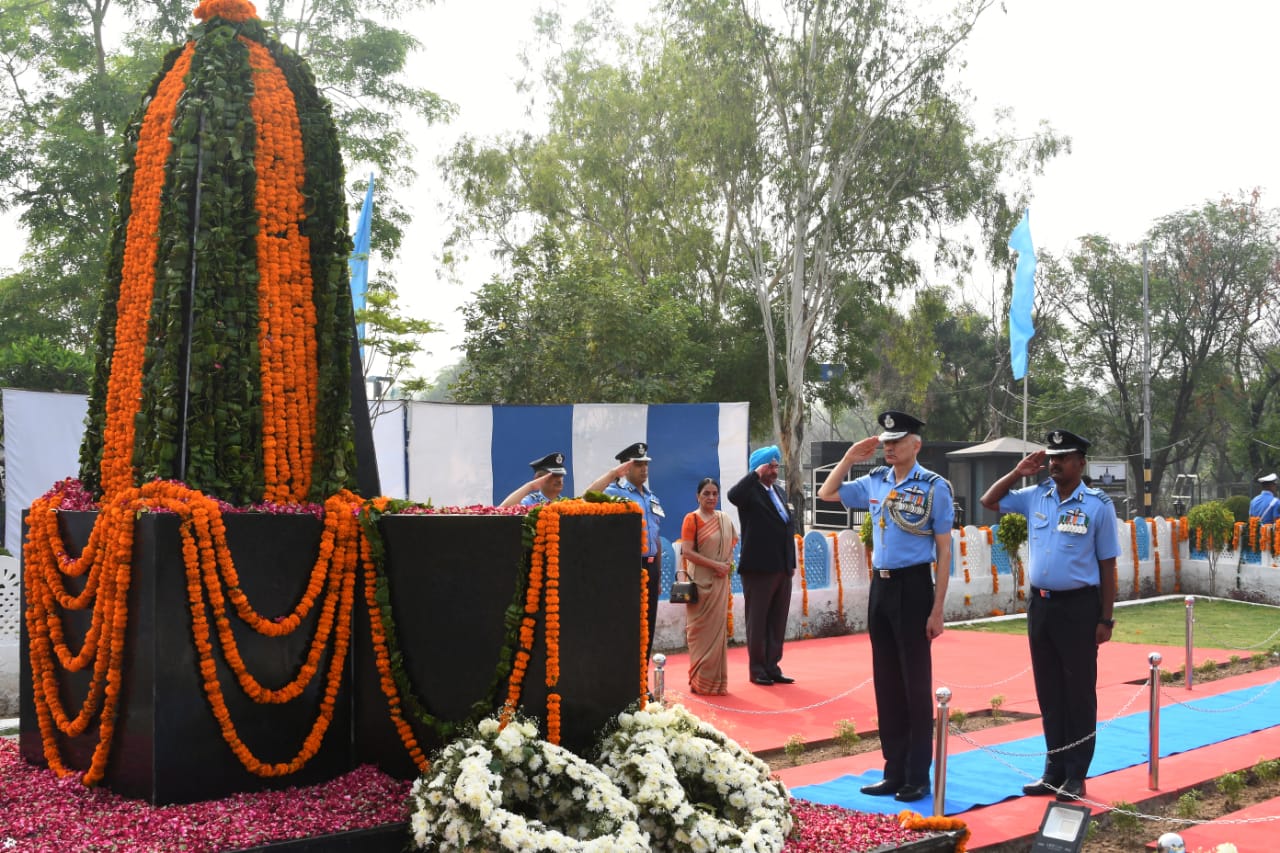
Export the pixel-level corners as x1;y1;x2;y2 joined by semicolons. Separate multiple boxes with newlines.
728;444;798;686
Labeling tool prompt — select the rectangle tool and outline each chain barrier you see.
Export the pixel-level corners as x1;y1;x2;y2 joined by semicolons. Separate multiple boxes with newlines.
1159;676;1280;713
1191;620;1280;652
944;664;1033;690
679;675;874;716
948;680;1150;759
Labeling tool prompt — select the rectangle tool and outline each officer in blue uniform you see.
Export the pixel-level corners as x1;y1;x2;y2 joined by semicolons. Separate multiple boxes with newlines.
980;429;1119;803
499;452;568;507
588;442;664;663
817;411;953;804
1249;473;1280;525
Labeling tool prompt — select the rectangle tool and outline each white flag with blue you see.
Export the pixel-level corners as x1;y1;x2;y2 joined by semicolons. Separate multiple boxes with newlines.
1007;208;1036;381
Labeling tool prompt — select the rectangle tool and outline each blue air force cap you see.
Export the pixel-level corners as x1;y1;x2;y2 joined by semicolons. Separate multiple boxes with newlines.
529;452;567;475
878;410;924;441
615;442;651;463
1044;429;1091;456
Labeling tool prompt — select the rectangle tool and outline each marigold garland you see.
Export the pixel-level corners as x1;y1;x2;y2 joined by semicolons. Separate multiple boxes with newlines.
796;534;809;618
194;0;258;21
1130;521;1140;596
898;811;970;853
1152;523;1162;594
1233;521;1244;552
829;532;844;624
96;45;196;497
1249;516;1259;552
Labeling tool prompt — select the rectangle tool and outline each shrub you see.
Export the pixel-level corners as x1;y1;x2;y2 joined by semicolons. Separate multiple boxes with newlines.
1174;789;1202;819
1252;652;1269;669
1253;758;1280;783
989;694;1005;719
833;719;860;752
1216;771;1246;807
1223;494;1251;523
784;734;806;763
1109;801;1141;832
1199;658;1219;677
949;709;967;729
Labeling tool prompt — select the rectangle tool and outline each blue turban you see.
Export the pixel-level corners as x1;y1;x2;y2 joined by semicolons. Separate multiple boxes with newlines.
748;445;781;469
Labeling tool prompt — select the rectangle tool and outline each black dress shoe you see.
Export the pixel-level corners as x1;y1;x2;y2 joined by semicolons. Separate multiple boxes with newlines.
858;779;903;796
771;674;796;684
1021;778;1062;796
1055;779;1086;801
894;784;930;803
749;675;774;686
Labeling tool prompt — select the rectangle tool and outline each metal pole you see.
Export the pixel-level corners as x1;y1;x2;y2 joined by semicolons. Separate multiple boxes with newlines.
933;687;952;817
1142;244;1152;516
651;653;666;704
1185;596;1195;691
1148;652;1162;790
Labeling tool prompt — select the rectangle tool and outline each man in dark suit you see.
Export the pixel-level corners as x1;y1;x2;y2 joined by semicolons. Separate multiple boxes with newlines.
728;445;797;686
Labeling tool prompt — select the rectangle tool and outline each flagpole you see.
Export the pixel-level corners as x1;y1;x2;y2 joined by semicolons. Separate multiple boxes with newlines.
1022;373;1028;446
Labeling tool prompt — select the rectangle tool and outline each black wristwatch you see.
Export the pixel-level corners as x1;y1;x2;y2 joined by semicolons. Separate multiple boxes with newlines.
1098;618;1115;628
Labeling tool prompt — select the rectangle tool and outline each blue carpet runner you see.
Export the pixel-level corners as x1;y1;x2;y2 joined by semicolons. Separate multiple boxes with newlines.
792;681;1280;816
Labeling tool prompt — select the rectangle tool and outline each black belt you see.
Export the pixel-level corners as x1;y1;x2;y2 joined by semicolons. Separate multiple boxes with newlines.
1031;584;1097;599
873;562;931;580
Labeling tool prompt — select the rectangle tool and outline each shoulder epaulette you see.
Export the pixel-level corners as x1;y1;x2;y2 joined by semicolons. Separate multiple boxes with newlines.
916;470;942;484
869;465;890;477
1085;486;1112;505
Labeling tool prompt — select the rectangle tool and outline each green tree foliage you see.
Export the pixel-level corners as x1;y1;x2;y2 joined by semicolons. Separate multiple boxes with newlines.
0;0;445;390
453;232;715;404
1040;194;1279;512
442;0;1064;504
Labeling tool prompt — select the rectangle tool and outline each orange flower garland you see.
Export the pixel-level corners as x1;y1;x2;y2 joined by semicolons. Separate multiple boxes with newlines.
244;38;319;503
1130;521;1140;596
1249;516;1259;552
1233;521;1244;552
97;45;196;497
541;509;562;743
796;534;808;617
194;0;258;21
1152;522;1162;594
828;532;843;623
898;811;970;853
360;526;428;771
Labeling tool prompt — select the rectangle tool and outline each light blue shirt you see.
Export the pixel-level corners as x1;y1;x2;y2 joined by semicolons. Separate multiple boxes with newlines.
604;479;663;557
998;481;1121;590
837;463;954;570
1249;490;1279;525
520;491;550;507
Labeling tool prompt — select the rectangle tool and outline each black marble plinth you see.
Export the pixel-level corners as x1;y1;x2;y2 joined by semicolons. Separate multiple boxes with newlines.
353;511;643;776
20;511;352;804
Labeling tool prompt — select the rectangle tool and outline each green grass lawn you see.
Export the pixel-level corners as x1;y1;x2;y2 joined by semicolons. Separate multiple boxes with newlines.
952;598;1280;652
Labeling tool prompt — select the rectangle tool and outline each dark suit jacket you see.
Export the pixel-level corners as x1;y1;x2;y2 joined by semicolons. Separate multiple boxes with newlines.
727;471;797;574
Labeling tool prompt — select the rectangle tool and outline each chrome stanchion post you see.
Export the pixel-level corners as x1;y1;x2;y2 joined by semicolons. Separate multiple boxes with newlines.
1184;596;1194;690
1148;652;1162;790
933;687;951;817
1157;831;1186;852
651;653;666;704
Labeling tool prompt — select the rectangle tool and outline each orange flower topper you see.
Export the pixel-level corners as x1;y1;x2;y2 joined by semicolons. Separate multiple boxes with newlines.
97;45;195;497
244;38;319;503
194;0;258;21
898;811;970;853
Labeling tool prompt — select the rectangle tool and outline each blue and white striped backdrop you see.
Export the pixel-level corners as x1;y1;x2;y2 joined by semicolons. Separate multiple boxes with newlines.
401;402;750;531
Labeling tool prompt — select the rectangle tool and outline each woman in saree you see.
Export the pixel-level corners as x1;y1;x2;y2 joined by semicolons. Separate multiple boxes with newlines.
680;477;737;694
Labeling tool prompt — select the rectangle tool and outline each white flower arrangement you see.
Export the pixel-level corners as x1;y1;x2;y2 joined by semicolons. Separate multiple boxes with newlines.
408;705;792;853
408;716;650;852
598;703;793;853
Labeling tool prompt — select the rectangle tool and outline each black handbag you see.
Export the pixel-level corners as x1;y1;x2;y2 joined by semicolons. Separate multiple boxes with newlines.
669;569;699;604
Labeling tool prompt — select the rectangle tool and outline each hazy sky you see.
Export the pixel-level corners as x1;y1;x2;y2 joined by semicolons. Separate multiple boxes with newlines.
4;0;1278;381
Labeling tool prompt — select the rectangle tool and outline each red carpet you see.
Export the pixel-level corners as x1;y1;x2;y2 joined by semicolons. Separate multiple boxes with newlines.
658;629;1280;850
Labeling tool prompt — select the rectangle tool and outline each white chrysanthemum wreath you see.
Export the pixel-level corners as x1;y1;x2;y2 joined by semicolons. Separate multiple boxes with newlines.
599;703;792;853
408;705;792;853
408;716;650;852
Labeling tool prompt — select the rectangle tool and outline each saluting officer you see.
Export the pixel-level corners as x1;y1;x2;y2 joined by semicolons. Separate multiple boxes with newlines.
980;429;1119;803
587;442;665;663
499;451;569;507
817;411;953;804
1249;473;1280;525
